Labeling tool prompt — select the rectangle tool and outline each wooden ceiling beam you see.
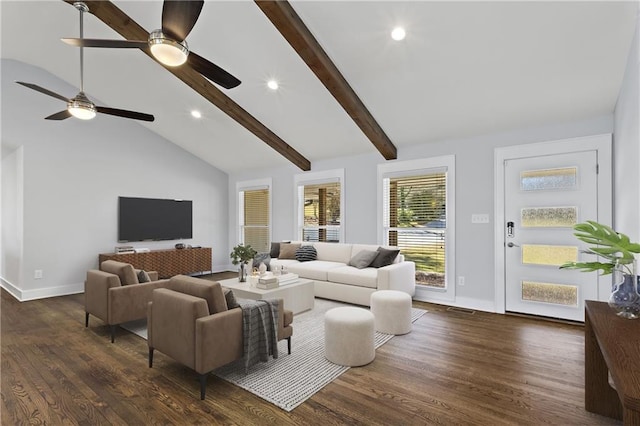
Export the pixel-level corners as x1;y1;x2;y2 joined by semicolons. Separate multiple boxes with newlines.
64;0;311;171
255;0;397;161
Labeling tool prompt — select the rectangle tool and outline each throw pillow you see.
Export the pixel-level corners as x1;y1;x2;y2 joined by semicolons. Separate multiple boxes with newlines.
137;269;151;283
269;242;281;258
348;250;378;269
279;243;301;259
253;252;271;271
370;247;401;268
224;288;239;309
295;245;317;262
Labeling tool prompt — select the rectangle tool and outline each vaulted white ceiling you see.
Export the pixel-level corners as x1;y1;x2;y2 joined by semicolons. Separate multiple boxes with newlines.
1;1;637;173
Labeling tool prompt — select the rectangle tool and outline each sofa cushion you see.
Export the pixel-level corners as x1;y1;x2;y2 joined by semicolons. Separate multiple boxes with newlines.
286;260;344;281
279;243;301;259
253;252;271;271
295;245;317;262
348;250;378;269
137;269;151;283
370;247;401;268
269;242;281;258
101;260;139;285
327;266;378;289
224;288;240;309
313;242;353;263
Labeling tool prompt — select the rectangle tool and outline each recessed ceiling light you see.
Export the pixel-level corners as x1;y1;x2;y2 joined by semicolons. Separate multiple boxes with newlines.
191;110;202;119
391;27;406;41
267;80;279;90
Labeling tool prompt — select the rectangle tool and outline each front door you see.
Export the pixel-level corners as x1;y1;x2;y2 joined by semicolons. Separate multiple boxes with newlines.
504;151;599;321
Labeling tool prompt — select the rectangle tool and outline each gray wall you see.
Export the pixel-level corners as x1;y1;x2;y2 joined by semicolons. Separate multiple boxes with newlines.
1;59;229;300
614;13;640;243
229;115;614;311
3;18;638;307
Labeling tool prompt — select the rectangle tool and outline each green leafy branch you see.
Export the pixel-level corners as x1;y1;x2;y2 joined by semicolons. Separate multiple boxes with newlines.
230;244;257;265
560;221;640;275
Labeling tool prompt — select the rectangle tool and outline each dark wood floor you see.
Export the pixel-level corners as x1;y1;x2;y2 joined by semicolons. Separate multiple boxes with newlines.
1;275;619;425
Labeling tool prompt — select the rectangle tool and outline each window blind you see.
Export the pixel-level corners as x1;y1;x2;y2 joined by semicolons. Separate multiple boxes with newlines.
241;188;270;252
383;172;447;288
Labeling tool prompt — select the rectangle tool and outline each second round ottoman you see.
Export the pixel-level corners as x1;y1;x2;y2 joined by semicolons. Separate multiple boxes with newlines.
370;290;412;335
324;307;375;367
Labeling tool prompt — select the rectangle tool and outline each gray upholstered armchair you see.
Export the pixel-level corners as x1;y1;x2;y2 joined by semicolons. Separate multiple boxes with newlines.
147;275;293;400
85;260;168;342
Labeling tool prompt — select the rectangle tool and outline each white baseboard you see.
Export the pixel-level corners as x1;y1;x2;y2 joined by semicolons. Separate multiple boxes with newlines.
0;279;84;302
1;278;22;301
413;293;497;313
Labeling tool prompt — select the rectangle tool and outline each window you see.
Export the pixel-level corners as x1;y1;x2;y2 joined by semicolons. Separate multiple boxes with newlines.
237;179;271;253
378;156;455;301
294;169;344;243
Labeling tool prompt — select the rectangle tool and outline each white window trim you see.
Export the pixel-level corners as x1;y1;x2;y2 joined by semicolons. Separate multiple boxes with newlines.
293;169;345;243
235;178;272;247
377;156;456;302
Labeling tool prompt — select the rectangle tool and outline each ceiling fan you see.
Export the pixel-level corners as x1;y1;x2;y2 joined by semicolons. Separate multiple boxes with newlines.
16;2;154;122
61;0;241;89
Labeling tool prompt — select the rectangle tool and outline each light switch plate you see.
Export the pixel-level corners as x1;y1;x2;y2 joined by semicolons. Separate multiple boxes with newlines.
471;214;490;224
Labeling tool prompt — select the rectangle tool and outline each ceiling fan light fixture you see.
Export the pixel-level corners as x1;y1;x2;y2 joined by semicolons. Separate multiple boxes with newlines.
67;93;96;120
149;29;189;66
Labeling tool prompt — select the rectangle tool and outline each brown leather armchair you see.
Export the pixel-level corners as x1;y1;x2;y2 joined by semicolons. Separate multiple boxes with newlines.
147;275;293;400
84;260;169;342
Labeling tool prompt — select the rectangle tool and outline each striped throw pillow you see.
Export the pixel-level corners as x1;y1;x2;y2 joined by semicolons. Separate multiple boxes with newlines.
295;245;317;262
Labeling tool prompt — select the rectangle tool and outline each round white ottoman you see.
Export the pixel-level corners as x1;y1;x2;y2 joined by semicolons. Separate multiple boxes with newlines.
324;307;375;367
370;290;412;335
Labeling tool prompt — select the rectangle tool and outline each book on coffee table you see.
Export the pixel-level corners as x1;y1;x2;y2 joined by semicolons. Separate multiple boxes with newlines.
277;273;299;286
256;273;299;289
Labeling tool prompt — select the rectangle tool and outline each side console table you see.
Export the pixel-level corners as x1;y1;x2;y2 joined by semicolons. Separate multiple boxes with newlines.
99;247;212;278
585;300;640;425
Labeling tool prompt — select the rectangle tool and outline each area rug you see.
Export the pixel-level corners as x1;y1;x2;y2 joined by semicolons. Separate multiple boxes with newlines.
122;298;426;412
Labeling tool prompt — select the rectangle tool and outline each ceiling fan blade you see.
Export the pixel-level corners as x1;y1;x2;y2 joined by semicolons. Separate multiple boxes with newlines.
161;0;204;41
188;51;241;89
62;38;148;49
16;81;70;102
45;110;72;120
96;106;155;122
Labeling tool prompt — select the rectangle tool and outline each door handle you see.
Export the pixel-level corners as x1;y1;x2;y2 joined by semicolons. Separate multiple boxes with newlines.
507;242;520;248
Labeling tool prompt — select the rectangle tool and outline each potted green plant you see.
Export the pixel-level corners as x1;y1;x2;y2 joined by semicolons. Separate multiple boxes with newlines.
230;244;257;282
560;220;640;318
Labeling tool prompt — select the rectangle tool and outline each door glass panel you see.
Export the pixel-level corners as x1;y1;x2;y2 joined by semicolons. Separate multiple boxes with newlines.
520;167;577;191
521;206;577;227
522;244;578;266
521;281;578;306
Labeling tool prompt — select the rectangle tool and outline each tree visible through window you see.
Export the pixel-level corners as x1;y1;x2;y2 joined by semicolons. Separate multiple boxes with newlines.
384;173;447;287
301;182;341;242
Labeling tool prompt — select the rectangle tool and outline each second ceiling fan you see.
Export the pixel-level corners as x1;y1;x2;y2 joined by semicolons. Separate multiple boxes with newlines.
62;0;241;89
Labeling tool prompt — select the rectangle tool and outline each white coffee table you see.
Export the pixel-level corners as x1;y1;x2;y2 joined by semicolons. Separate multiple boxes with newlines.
219;277;315;315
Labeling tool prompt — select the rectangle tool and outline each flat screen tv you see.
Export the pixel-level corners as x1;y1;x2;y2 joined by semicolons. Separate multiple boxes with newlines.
118;196;192;242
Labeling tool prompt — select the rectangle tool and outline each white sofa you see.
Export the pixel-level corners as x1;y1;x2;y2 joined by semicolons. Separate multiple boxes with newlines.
270;242;415;306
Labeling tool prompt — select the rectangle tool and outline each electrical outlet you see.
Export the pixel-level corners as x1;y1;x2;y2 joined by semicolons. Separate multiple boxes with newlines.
471;214;490;224
458;276;465;286
34;270;43;279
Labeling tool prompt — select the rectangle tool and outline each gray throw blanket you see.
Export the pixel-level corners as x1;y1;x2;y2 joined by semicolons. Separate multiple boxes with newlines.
238;299;279;372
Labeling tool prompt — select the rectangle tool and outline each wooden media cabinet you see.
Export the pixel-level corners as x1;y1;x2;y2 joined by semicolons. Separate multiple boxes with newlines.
99;247;212;278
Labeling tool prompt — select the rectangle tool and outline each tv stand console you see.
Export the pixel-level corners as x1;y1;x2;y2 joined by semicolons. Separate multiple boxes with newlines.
99;247;212;279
